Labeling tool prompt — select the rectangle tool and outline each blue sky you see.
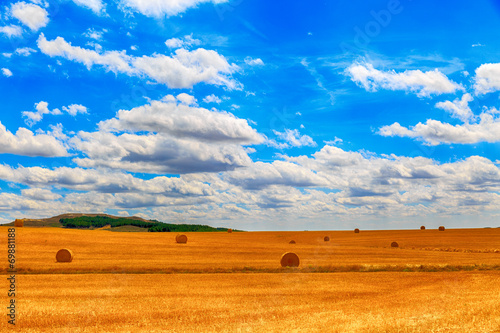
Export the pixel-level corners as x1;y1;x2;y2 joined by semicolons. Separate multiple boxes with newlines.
1;0;500;230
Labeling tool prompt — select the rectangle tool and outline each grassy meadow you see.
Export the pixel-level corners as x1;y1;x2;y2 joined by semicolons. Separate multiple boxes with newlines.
2;227;500;332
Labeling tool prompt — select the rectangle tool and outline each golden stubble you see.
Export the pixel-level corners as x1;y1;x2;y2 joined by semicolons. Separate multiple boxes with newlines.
3;227;500;274
7;272;500;333
1;227;500;332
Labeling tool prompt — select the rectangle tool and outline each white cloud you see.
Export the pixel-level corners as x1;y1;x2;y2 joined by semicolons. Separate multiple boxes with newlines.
14;47;37;56
85;41;103;52
323;137;343;146
216;145;500;220
1;144;500;227
71;0;105;14
305;145;365;169
23;101;59;126
119;0;229;17
63;104;88;116
2;68;13;77
21;188;62;200
346;62;463;97
269;129;317;149
175;93;197;106
0;122;68;157
99;96;263;144
203;94;222;104
133;48;240;89
0;25;22;38
378;110;500;145
474;63;500;95
83;28;106;40
72;131;253;174
37;34;134;74
22;101;86;126
0;165;213;196
37;34;240;89
435;93;474;122
165;34;201;49
226;160;325;190
244;57;264;66
11;2;49;31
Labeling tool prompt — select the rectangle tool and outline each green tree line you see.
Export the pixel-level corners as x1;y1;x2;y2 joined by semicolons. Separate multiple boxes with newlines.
59;216;238;232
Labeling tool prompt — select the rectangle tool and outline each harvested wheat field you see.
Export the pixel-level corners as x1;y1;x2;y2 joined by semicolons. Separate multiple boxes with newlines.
2;227;500;332
6;272;500;332
4;227;500;274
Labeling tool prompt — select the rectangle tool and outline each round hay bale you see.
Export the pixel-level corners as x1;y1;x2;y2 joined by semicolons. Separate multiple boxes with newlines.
227;228;232;233
391;242;399;248
420;226;425;230
56;249;73;262
324;236;330;242
176;234;187;243
14;219;24;227
280;252;300;267
354;228;360;233
289;240;296;244
438;226;445;231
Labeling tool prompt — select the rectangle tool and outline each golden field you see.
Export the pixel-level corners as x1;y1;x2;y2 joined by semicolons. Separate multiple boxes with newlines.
2;227;500;332
4;227;500;273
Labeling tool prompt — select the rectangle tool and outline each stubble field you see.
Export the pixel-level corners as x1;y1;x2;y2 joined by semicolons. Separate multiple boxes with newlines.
2;227;500;332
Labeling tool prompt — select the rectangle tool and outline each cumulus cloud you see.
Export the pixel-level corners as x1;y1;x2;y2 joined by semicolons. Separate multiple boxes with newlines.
0;122;68;157
72;130;253;174
21;188;62;200
37;34;240;89
70;95;263;174
244;57;264;66
378;109;500;145
83;28;106;40
119;0;229;17
10;2;49;31
22;101;60;126
323;137;343;146
71;0;105;14
63;104;88;116
354;60;500;145
1;144;500;226
217;145;500;219
225;160;325;190
99;95;263;144
0;165;213;196
203;94;222;104
22;101;86;126
165;34;201;49
474;63;500;95
0;25;22;38
14;47;37;56
37;34;134;73
175;93;197;106
435;93;474;122
2;68;13;77
133;48;240;89
346;62;463;97
268;129;316;149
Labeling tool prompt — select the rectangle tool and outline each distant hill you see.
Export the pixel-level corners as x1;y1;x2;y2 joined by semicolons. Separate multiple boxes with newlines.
3;213;150;228
3;213;241;232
